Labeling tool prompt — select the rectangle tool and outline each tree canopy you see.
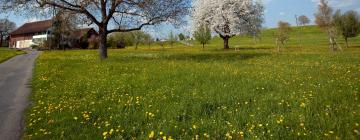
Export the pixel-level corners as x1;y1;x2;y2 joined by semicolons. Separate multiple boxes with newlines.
276;21;292;52
4;0;190;59
298;15;310;26
315;0;340;51
0;19;16;47
193;24;211;49
193;0;264;49
333;10;360;48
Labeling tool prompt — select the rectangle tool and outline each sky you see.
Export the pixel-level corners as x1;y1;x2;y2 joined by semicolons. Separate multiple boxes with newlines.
1;0;360;38
263;0;360;28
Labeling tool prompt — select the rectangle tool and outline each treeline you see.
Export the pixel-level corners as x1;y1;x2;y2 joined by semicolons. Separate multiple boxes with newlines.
107;31;153;49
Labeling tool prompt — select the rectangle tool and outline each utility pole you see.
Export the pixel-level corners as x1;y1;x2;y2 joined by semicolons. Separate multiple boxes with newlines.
49;5;56;50
295;15;301;48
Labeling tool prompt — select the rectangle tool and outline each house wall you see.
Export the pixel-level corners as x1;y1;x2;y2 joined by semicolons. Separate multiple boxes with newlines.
9;34;33;48
9;33;48;48
16;40;32;48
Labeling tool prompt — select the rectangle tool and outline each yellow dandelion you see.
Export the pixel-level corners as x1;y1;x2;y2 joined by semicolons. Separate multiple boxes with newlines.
149;131;155;138
300;123;304;127
109;129;114;135
300;102;306;108
226;132;232;139
353;129;360;135
204;133;210;138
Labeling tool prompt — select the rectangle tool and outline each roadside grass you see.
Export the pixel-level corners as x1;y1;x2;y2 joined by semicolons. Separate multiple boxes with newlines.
0;48;25;63
25;26;360;139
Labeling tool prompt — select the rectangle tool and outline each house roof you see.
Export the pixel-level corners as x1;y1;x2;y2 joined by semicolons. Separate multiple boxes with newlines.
10;20;52;35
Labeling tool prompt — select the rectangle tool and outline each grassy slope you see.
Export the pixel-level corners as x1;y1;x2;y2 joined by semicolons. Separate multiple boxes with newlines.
25;26;360;139
0;48;24;63
194;25;360;50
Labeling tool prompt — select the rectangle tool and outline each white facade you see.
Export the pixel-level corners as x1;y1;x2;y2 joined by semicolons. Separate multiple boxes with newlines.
13;34;49;49
32;34;49;45
15;40;33;48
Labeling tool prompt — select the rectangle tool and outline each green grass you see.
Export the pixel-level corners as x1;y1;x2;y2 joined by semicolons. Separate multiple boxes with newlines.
0;48;25;63
192;25;360;50
25;26;360;139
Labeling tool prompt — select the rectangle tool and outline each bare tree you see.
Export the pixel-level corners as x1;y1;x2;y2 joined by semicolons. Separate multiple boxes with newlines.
51;10;79;50
315;0;341;51
0;19;16;47
132;30;149;50
298;15;310;26
295;15;310;47
333;10;360;48
4;0;190;59
168;31;177;47
276;21;292;52
143;33;153;48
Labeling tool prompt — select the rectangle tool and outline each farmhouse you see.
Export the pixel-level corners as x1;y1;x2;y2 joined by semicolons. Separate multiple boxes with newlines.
9;19;98;49
9;20;52;48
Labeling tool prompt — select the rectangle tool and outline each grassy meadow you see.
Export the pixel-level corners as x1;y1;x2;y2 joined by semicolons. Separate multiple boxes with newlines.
0;48;24;63
25;26;360;139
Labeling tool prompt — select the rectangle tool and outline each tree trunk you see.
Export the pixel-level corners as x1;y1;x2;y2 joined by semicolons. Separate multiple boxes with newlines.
202;43;205;50
276;38;280;52
222;36;230;49
99;30;108;60
330;37;336;52
345;37;349;48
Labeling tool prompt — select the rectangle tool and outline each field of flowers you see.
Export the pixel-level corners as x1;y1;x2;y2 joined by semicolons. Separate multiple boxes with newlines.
0;48;24;63
25;46;360;139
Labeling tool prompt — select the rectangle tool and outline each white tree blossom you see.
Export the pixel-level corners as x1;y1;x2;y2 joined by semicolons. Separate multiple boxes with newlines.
193;0;264;49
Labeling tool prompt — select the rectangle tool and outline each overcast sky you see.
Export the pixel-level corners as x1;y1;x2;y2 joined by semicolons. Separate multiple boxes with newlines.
1;0;359;38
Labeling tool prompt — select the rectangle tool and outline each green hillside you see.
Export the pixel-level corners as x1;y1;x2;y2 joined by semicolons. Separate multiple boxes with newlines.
23;25;360;139
192;25;360;51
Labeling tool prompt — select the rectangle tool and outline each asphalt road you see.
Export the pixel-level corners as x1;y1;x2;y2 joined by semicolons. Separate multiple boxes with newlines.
0;50;40;140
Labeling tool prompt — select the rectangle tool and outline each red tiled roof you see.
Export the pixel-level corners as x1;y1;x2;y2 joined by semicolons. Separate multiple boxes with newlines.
10;20;52;35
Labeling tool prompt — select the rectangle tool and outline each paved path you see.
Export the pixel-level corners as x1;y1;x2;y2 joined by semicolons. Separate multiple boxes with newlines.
0;50;40;140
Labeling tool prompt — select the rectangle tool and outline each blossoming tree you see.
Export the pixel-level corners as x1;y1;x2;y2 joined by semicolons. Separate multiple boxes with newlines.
193;0;264;49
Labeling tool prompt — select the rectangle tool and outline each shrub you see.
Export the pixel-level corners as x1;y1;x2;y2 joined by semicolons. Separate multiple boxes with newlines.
30;44;39;49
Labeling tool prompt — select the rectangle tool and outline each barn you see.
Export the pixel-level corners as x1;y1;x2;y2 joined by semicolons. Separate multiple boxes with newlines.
9;19;98;49
9;20;52;48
